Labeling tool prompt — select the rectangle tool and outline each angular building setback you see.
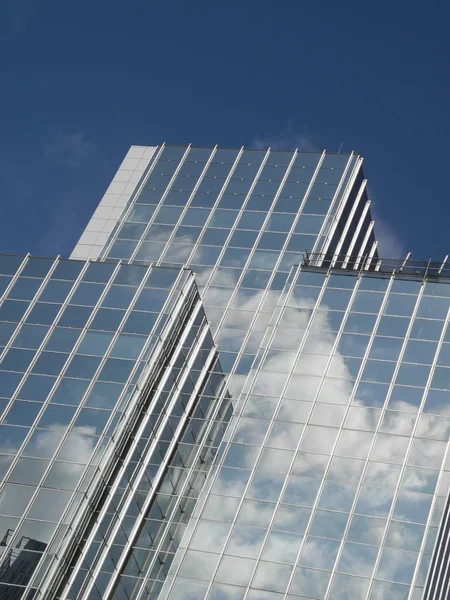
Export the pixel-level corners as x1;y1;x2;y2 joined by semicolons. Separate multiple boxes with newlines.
71;145;377;397
0;144;449;600
0;256;231;600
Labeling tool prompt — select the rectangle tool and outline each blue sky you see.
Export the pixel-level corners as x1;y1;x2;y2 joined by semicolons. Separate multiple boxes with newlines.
1;0;449;261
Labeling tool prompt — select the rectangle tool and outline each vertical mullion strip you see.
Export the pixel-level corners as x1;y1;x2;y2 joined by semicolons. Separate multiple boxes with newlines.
341;199;371;268
315;155;362;266
422;475;450;599
330;178;367;267
364;240;379;270
352;220;375;270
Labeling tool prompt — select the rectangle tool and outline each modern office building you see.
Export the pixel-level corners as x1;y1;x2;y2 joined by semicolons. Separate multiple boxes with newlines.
0;144;448;599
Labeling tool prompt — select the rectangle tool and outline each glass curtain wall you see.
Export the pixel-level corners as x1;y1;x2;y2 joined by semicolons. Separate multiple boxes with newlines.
160;264;450;600
0;255;231;600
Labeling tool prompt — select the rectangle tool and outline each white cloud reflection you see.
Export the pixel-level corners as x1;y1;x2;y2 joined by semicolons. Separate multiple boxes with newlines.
162;280;449;599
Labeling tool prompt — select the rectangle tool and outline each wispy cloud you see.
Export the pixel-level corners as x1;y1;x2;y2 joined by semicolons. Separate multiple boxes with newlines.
370;203;407;259
44;132;96;169
251;123;320;152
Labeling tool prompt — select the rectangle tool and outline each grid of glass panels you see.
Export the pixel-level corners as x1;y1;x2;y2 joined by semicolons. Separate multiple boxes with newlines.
159;266;450;600
0;254;228;600
98;145;372;396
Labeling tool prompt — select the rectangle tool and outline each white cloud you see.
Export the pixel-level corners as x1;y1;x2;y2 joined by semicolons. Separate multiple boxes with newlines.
368;189;407;259
372;211;407;259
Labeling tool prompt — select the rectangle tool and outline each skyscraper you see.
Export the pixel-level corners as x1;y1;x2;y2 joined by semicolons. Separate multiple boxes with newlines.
0;144;448;600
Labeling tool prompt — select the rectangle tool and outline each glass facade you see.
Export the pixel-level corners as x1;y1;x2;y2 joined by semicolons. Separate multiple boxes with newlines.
72;144;377;397
0;255;231;599
160;263;450;600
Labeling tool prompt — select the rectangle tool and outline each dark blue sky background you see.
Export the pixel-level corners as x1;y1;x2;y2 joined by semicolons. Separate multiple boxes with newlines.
1;0;448;260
